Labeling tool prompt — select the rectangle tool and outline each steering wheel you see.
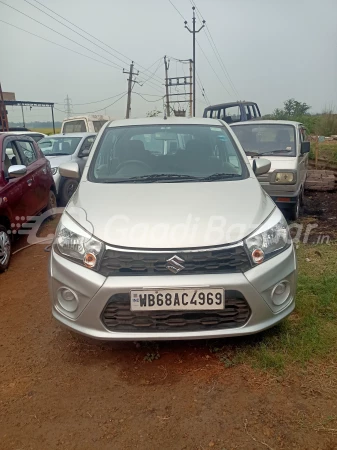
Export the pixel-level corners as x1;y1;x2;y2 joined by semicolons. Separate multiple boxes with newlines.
116;160;151;172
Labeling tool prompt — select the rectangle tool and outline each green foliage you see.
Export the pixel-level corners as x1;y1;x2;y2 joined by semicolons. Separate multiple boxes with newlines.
146;108;162;117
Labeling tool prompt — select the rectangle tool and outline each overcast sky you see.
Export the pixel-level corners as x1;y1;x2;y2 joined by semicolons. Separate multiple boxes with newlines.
1;0;336;124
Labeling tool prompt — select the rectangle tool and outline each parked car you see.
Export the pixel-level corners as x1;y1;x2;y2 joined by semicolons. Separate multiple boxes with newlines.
0;131;47;143
203;101;261;124
38;133;96;205
230;120;310;220
61;115;112;134
48;117;297;341
0;134;56;272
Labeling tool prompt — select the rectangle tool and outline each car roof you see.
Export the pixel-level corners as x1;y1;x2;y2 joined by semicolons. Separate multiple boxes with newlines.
107;117;224;128
0;131;46;135
204;101;258;110
230;120;301;127
42;132;97;138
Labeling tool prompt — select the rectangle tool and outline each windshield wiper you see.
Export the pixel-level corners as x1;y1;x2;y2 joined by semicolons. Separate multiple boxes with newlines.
99;174;199;183
260;149;293;155
245;151;261;156
199;173;241;181
44;152;70;156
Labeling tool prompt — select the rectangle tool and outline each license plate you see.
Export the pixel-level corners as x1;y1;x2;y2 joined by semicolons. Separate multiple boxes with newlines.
130;288;224;311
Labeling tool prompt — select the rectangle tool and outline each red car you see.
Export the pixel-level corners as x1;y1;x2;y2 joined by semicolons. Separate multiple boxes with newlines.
0;133;56;272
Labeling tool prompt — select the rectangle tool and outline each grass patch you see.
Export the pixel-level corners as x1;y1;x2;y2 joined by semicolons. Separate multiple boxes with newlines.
211;244;337;373
309;141;337;163
30;127;61;135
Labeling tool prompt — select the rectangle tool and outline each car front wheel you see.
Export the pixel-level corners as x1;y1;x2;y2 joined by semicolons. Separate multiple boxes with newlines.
0;225;11;273
288;197;300;221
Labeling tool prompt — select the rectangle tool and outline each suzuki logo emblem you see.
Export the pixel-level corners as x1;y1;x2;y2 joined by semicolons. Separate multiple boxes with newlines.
166;255;185;274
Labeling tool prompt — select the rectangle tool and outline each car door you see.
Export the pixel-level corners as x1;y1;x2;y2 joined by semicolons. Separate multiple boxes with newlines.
14;138;44;215
75;135;96;175
298;126;309;188
1;140;27;228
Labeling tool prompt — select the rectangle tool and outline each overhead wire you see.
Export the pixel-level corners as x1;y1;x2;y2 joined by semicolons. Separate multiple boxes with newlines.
167;0;186;21
0;20;123;71
25;0;165;87
54;92;127;115
190;0;240;98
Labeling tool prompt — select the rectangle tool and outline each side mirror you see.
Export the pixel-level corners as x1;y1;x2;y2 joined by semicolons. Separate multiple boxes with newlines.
79;147;90;158
252;158;271;176
301;141;310;154
8;165;27;178
59;162;80;179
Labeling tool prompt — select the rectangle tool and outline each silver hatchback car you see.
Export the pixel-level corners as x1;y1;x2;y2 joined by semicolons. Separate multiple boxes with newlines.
48;118;297;341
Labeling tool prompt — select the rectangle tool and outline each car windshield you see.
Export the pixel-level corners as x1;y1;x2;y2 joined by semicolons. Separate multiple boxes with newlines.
232;124;296;156
38;137;82;155
89;124;247;183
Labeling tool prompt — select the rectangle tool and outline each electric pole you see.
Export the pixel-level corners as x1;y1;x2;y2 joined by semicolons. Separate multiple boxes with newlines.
185;7;205;117
64;94;73;118
0;82;9;132
164;56;170;117
189;59;193;117
123;62;139;119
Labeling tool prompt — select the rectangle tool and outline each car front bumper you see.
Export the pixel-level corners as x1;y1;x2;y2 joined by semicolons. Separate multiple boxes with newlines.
48;245;297;341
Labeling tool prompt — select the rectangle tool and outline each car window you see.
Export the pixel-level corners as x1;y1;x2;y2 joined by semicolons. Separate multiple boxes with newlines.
232;124;296;156
93;120;108;132
30;134;44;143
38;137;82;155
15;141;38;165
80;136;96;152
4;142;23;171
89;124;248;183
63;120;87;133
222;106;241;124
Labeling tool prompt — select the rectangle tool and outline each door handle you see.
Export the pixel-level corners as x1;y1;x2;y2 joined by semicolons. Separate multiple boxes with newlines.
27;178;33;186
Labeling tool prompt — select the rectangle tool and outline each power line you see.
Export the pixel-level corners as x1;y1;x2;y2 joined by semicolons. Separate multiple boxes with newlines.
190;0;240;98
196;72;211;105
1;0;163;94
138;58;163;87
133;92;164;103
0;20;125;70
57;92;131;106
167;0;186;21
54;92;127;115
25;0;165;87
0;1;122;70
196;38;232;97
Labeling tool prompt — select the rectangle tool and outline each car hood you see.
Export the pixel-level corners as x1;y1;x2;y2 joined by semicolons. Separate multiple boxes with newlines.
45;154;72;168
66;177;275;249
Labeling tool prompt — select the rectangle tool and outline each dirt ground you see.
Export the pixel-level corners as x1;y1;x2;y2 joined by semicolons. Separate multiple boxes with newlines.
1;193;337;450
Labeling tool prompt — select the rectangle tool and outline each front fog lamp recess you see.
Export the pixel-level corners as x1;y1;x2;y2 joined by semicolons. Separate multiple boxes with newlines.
57;287;79;312
271;281;291;306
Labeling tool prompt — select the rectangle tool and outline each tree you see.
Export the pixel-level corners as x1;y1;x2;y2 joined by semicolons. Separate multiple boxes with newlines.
272;99;311;119
146;108;162;117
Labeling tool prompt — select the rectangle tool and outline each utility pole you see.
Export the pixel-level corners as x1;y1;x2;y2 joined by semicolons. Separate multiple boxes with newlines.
0;82;9;132
64;94;73;118
164;56;170;117
185;7;205;117
123;62;139;119
189;59;193;118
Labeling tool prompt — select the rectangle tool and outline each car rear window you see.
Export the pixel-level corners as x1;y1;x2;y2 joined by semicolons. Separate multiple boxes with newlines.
63;120;87;133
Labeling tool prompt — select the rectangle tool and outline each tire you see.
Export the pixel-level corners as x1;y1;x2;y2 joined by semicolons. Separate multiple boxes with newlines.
0;225;11;273
44;190;58;220
287;197;300;221
60;178;79;206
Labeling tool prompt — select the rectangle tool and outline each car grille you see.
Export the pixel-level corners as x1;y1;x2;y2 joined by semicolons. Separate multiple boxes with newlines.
98;245;251;277
101;291;251;332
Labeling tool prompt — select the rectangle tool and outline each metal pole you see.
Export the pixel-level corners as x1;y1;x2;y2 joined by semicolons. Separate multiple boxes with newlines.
164;56;170;117
192;8;196;117
189;59;193;118
185;8;205;118
21;104;26;128
51;105;55;133
126;62;134;119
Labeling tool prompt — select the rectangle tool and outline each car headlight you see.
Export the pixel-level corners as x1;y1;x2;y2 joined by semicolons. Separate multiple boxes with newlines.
54;213;104;269
51;167;58;175
271;171;296;184
245;208;291;265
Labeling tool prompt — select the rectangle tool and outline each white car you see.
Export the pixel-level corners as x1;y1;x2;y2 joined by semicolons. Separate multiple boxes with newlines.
38;132;96;204
0;131;47;143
